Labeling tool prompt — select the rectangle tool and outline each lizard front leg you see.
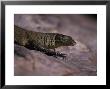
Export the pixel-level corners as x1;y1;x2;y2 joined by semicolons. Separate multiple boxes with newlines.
33;45;67;59
25;42;67;59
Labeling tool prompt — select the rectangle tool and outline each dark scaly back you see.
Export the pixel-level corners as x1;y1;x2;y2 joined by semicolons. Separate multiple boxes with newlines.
14;25;57;49
28;32;57;49
14;25;29;46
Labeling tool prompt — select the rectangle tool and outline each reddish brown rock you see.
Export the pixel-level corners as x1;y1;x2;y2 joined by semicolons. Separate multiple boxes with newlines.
14;46;80;76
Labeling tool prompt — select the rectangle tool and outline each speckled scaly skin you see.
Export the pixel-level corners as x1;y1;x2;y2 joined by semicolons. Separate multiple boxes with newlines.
14;25;76;58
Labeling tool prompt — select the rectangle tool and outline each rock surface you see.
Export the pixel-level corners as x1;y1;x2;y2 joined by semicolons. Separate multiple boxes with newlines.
14;14;97;76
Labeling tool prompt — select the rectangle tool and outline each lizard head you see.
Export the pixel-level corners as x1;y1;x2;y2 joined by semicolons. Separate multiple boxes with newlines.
56;34;76;46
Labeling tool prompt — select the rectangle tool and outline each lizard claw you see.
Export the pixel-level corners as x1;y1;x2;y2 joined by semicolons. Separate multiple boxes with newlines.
55;52;67;59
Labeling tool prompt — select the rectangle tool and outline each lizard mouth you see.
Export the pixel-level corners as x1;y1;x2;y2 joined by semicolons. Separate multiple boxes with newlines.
72;41;76;46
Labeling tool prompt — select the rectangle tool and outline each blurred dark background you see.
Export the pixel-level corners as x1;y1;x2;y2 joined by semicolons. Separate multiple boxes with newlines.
86;14;97;19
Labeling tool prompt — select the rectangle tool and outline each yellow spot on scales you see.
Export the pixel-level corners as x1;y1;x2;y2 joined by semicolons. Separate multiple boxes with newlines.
36;33;56;48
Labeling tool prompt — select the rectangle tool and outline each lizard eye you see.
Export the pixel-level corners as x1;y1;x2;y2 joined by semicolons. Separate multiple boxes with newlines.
62;36;70;41
63;36;69;40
